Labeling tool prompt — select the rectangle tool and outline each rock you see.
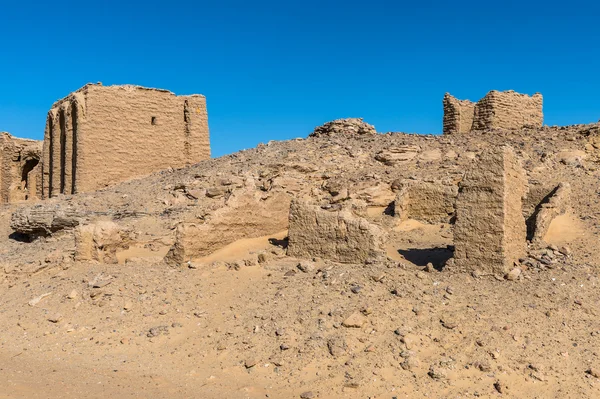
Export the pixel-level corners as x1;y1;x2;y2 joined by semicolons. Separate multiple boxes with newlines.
557;150;586;166
559;246;572;256
375;145;420;166
309;118;376;138
587;368;600;378
147;325;169;338
300;391;315;399
342;312;367;328
493;381;505;394
244;358;258;368
441;318;458;330
297;262;315;273
205;187;225;198
424;262;435;273
257;252;270;264
428;365;447;380
327;336;347;357
28;292;52;307
48;314;62;323
67;290;78;300
350;285;361;294
11;205;82;236
505;267;522;281
401;356;420;371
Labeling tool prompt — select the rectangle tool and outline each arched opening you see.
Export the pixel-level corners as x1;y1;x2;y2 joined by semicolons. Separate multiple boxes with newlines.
21;158;39;200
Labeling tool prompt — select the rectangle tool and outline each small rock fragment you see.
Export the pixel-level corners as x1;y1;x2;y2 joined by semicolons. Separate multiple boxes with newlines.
342;312;367;328
505;267;521;281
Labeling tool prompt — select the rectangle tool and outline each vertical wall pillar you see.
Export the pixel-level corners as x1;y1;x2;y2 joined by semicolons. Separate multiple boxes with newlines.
42;113;53;198
50;110;62;197
62;104;73;195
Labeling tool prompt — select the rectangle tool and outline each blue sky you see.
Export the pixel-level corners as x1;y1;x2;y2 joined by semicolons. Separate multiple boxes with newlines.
1;0;599;157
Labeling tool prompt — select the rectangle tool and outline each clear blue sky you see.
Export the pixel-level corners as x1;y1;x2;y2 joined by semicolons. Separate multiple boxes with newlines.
1;1;599;157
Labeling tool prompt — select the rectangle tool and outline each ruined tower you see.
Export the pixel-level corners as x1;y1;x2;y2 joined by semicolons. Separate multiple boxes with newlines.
42;84;210;197
443;90;543;134
0;133;42;203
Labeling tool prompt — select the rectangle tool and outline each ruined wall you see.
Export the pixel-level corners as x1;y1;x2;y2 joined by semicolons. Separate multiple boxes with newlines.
443;90;543;134
42;84;210;197
453;146;528;275
530;182;571;244
0;133;42;203
394;179;458;223
442;94;476;135
165;189;291;265
472;90;543;130
287;200;387;263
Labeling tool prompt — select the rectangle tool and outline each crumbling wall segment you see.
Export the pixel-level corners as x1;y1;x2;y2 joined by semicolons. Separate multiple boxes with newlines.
442;94;475;135
453;146;528;274
286;200;387;263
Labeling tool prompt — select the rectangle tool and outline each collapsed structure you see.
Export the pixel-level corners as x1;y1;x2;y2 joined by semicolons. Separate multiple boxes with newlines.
0;133;42;203
42;84;210;197
443;90;543;134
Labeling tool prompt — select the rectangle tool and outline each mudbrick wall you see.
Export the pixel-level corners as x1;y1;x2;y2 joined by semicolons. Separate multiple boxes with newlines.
453;146;528;275
0;133;42;203
472;90;543;130
442;94;476;135
42;84;210;197
443;90;543;134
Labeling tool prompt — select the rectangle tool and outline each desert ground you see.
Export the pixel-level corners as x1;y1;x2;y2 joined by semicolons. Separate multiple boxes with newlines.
1;120;600;398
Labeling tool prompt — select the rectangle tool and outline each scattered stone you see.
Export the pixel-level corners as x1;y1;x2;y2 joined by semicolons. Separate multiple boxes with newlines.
297;262;315;273
205;187;225;198
428;365;447;380
586;368;600;378
28;292;52;307
493;381;504;394
505;267;522;281
559;246;572;256
327;336;347;357
342;312;367;328
441;318;458;330
147;325;169;338
375;145;420;166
